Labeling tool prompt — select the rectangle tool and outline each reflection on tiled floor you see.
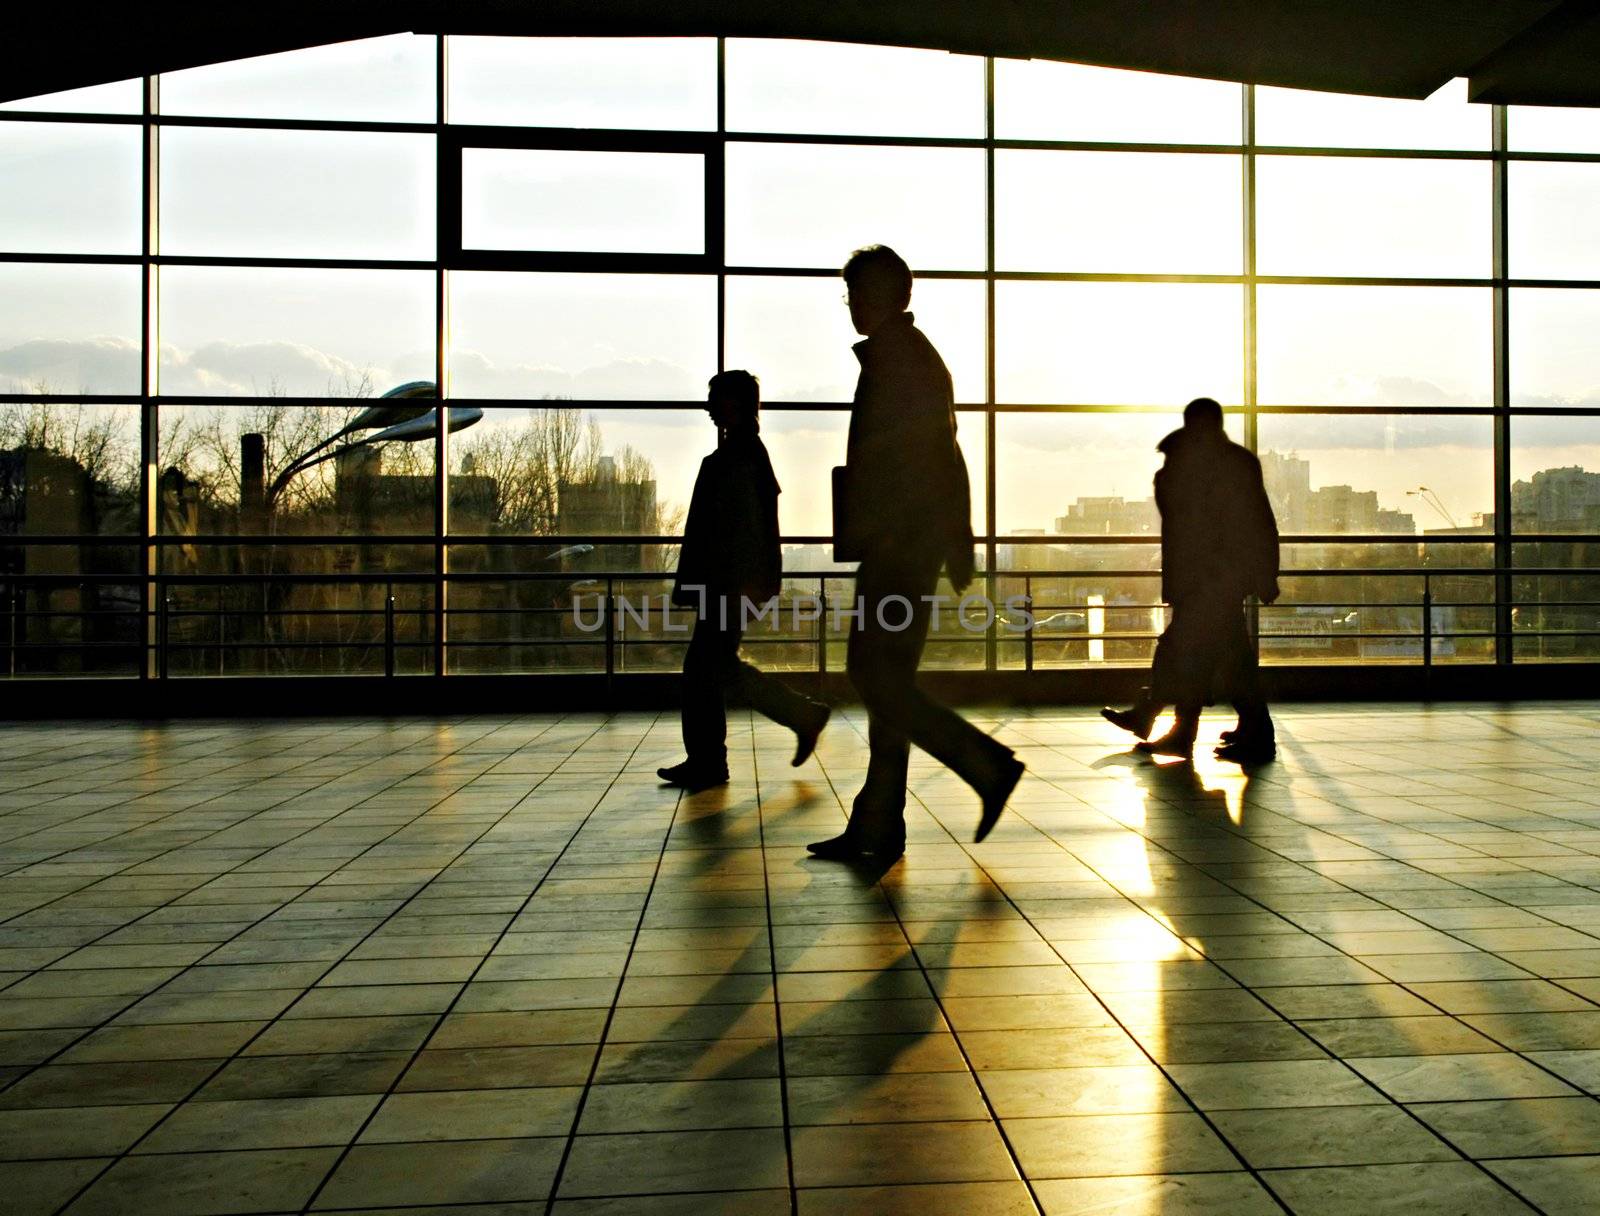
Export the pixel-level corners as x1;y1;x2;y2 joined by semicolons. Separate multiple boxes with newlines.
1;704;1599;1214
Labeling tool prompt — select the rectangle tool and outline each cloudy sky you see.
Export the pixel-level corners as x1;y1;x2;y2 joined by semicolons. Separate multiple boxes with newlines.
3;36;1600;532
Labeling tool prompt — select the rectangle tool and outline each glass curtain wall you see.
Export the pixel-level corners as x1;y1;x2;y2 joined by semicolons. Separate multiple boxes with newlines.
2;36;1597;678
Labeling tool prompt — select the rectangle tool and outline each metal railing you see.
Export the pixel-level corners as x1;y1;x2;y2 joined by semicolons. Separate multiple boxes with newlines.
2;563;1596;679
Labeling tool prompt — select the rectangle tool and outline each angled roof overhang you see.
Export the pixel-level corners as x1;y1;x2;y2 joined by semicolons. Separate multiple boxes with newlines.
4;0;1597;108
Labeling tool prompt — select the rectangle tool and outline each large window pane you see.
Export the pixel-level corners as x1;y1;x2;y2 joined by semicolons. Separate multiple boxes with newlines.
726;40;983;137
160;128;435;260
725;143;986;270
724;276;987;404
447;37;715;130
0;264;141;395
1257;414;1492;535
1;403;139;534
158;35;435;122
1511;416;1600;533
992;545;1164;671
0;79;141;115
1255;78;1487;151
0;122;141;254
995;412;1242;536
996;282;1243;405
1256;286;1490;406
1511;543;1600;663
1267;542;1494;665
1256;156;1489;278
1509;106;1600;153
158;402;437;540
449;273;715;400
1509;288;1600;408
158;268;434;397
1510;163;1600;281
996;150;1241;274
994;59;1241;145
461;149;703;255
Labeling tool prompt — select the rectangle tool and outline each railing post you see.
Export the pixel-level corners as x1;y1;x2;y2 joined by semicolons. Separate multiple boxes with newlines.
603;576;615;692
817;577;827;678
1427;576;1440;668
7;587;17;677
158;586;171;680
1024;577;1034;673
1422;576;1433;670
385;583;396;678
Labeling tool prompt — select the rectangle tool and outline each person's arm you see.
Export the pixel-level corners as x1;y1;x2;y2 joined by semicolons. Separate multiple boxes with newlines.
1244;453;1281;604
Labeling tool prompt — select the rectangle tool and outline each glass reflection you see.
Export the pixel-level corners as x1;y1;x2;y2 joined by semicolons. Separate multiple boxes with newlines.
0;263;141;395
449;272;716;401
996;150;1242;274
160;128;436;260
0;122;141;254
1256;285;1490;406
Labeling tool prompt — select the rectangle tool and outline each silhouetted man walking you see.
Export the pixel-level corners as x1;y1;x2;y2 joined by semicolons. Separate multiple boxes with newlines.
658;371;830;791
1103;396;1280;763
808;246;1023;861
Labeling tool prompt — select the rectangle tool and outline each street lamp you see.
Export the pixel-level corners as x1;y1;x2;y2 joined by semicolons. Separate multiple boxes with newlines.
264;381;483;509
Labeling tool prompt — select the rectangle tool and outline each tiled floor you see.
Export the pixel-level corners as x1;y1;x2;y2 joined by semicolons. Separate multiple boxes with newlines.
1;703;1599;1215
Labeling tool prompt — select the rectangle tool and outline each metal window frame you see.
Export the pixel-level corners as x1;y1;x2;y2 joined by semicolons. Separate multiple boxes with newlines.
2;35;1599;681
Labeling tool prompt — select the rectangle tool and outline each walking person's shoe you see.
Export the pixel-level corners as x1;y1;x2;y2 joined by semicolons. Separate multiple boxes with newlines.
806;830;857;860
1134;713;1199;761
791;703;831;767
656;760;730;792
1214;734;1276;764
1101;693;1160;741
975;754;1026;844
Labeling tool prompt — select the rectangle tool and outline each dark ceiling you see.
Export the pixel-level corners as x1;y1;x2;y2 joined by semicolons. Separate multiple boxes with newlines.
7;0;1600;107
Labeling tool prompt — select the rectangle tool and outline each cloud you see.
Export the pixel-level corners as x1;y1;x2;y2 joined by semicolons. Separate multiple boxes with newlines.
0;337;139;395
157;341;379;397
448;350;701;401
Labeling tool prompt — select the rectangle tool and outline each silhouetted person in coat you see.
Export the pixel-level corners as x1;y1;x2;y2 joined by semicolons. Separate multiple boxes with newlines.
658;371;830;791
1103;396;1279;763
808;246;1024;861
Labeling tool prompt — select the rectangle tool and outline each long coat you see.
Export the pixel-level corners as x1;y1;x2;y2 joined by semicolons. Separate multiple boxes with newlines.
839;312;974;587
671;431;782;608
1155;424;1281;606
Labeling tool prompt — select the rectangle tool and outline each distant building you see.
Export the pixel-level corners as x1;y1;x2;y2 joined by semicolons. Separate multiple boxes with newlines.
1512;466;1600;531
1053;496;1158;536
1260;450;1415;534
557;454;659;572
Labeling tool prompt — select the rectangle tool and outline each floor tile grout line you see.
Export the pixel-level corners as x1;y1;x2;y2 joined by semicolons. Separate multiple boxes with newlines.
0;722;519;1092
0;719;547;1055
0;719;469;927
1006;757;1557;1213
537;711;703;1215
37;712;587;1215
1025;737;1600;1094
749;711;803;1216
286;712;642;1213
806;715;1050;1215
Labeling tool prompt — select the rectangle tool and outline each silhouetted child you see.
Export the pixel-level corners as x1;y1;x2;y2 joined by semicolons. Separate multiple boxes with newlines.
657;371;830;791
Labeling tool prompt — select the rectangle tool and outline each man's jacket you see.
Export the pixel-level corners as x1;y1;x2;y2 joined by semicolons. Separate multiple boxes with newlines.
1155;424;1281;606
672;430;782;608
839;312;974;586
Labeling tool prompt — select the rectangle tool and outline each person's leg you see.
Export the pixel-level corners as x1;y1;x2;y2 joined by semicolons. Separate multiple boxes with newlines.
660;609;734;786
1135;598;1229;760
728;649;831;766
841;561;922;853
1218;601;1275;759
850;558;1017;821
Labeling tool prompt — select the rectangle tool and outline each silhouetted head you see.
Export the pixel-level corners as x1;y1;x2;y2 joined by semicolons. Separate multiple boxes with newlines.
843;245;912;336
1182;396;1225;432
707;370;760;433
